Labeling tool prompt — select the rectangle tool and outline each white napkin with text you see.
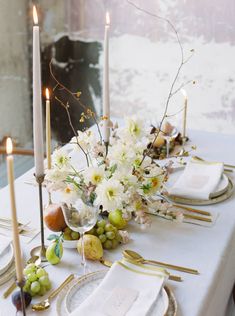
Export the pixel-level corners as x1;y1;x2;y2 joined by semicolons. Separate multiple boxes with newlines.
168;158;224;200
70;259;167;316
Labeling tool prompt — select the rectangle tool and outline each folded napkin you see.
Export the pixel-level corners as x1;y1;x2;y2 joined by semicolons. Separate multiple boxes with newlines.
168;158;224;200
70;259;168;316
0;236;11;255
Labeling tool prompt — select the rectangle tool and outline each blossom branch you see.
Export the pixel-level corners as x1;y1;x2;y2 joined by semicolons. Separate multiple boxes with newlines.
127;0;193;163
54;95;90;167
49;60;103;144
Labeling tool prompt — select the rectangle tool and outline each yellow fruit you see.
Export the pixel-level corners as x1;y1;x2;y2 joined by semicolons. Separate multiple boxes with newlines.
77;234;103;260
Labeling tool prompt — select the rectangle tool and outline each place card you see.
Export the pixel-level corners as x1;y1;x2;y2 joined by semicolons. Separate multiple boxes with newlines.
102;286;139;316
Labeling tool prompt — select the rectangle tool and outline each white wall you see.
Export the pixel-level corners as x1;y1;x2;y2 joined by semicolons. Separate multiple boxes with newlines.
0;0;32;145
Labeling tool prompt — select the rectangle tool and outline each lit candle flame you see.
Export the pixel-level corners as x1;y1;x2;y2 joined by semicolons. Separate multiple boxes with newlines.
45;88;50;100
181;88;187;98
6;137;13;155
106;12;110;25
33;6;38;25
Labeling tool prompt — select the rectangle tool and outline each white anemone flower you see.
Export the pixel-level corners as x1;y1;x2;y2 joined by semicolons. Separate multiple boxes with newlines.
124;116;145;139
95;179;125;211
70;130;96;153
112;168;138;188
52;148;70;169
62;183;81;204
45;168;69;191
83;166;105;185
108;143;136;166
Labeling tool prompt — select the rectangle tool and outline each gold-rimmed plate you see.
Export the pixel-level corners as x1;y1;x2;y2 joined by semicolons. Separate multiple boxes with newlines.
167;178;234;206
56;270;177;316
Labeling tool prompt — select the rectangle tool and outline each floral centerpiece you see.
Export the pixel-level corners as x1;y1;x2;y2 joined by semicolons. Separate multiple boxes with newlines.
45;116;166;229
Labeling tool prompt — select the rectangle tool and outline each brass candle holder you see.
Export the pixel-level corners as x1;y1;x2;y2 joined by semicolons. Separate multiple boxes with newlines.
104;141;109;158
30;174;47;262
16;279;26;316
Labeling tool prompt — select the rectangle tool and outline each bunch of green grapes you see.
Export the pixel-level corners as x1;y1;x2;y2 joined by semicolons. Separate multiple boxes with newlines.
23;263;51;297
87;219;122;250
63;227;80;241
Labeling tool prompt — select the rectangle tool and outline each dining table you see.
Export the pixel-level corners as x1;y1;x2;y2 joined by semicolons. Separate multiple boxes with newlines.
0;128;235;316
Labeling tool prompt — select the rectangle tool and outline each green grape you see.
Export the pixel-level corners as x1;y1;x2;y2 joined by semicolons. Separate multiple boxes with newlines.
31;281;41;294
23;280;31;292
45;282;52;291
99;234;107;243
104;223;115;232
36;267;47;278
63;233;72;240
71;231;79;240
106;231;115;240
64;227;72;234
112;226;118;234
39;276;50;287
103;240;112;250
97;219;106;228
87;227;96;235
38;285;46;296
27;273;38;282
96;227;104;235
23;263;36;275
111;239;119;249
28;289;36;297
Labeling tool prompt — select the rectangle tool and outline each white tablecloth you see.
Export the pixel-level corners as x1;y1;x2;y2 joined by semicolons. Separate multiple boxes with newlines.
0;129;235;316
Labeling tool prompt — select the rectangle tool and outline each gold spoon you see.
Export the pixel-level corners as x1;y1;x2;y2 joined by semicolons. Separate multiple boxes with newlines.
99;257;182;282
32;274;75;311
123;250;199;275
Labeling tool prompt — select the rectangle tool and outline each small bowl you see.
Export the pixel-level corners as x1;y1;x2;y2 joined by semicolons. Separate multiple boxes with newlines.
63;239;78;249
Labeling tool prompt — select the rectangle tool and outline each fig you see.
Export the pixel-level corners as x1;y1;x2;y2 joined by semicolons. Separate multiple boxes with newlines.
12;290;32;311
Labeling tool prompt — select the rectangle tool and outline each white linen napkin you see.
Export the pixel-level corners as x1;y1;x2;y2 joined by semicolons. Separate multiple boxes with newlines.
0;236;11;255
70;259;168;316
168;158;224;200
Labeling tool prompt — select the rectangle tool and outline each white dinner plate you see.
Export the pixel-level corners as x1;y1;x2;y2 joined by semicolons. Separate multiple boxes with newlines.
165;168;229;199
59;270;169;316
0;243;14;276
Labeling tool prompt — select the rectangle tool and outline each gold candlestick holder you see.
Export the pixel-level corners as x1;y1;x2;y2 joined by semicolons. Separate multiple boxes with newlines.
16;279;26;316
30;174;47;262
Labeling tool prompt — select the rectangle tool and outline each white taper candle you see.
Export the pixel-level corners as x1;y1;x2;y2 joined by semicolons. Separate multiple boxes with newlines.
6;138;23;282
103;12;110;143
33;6;44;176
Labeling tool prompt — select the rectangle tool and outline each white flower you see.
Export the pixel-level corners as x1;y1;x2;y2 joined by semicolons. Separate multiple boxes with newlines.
118;230;130;244
124;116;145;139
95;179;125;211
52;148;70;169
140;174;164;195
108;143;136;166
83;166;105;186
45;168;69;191
61;183;81;204
46;168;68;182
70;130;96;153
112;168;138;188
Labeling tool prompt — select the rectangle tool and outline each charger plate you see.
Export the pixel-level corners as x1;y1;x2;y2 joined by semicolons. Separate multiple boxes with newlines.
0;260;15;286
0;243;14;276
167;178;234;206
56;270;177;316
